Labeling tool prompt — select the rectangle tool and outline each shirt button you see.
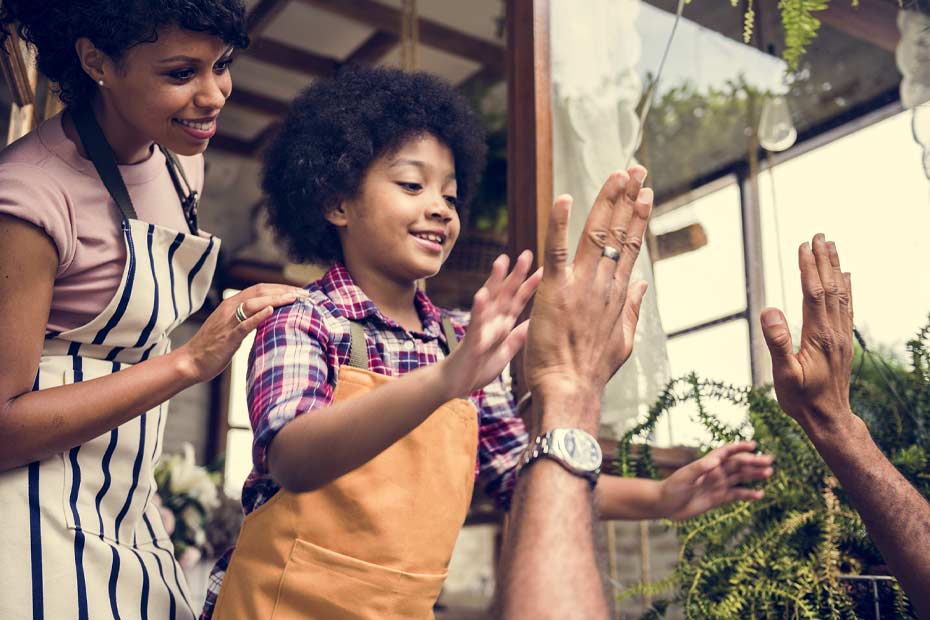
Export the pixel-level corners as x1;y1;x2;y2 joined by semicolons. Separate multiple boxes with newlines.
403;340;415;351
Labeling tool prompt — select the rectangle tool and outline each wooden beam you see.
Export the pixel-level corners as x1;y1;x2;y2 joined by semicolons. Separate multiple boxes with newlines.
246;0;290;37
227;87;289;117
506;0;552;266
299;0;504;72
246;37;340;77
344;30;399;65
819;0;898;53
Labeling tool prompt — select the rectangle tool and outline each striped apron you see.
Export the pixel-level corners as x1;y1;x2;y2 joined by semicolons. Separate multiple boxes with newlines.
0;105;220;620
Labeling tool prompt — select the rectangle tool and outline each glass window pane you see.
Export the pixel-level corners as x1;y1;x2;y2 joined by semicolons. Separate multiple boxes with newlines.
652;319;751;447
651;183;746;333
759;111;930;358
224;288;255;429
223;427;254;499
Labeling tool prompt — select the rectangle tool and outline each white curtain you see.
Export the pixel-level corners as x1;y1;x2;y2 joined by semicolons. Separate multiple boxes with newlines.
550;0;669;438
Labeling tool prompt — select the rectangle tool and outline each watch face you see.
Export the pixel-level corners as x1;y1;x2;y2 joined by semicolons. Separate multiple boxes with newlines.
557;430;602;471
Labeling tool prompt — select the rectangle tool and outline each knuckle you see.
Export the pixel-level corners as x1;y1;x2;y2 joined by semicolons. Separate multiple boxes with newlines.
609;225;628;244
808;286;826;303
547;246;569;265
587;230;609;248
622;235;643;253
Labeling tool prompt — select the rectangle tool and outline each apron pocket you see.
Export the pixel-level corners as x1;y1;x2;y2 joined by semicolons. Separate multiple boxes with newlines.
271;538;448;620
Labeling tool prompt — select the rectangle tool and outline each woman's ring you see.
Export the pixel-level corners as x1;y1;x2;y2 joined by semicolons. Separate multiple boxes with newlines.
601;245;620;262
235;302;248;324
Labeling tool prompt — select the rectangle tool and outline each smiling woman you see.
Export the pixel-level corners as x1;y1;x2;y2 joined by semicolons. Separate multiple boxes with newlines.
0;2;311;620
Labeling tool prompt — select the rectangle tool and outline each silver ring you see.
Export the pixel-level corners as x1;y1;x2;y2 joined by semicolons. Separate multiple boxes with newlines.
601;245;620;262
234;302;248;324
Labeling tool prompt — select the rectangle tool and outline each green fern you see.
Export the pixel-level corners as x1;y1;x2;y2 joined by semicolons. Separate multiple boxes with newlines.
615;314;930;618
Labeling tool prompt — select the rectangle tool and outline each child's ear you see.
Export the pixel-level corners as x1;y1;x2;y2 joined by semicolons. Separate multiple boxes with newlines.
324;202;349;227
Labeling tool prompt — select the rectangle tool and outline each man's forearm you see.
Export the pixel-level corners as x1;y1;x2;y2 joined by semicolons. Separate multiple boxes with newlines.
807;413;930;614
497;390;609;620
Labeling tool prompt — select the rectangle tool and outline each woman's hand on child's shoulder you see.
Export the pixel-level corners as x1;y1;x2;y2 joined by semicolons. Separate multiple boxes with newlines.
172;283;310;384
441;251;542;398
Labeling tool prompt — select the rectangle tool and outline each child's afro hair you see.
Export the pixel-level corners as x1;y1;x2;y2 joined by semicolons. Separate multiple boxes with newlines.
261;65;488;265
0;0;248;106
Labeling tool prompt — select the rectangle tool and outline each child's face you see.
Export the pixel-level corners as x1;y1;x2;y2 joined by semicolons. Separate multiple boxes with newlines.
330;134;461;284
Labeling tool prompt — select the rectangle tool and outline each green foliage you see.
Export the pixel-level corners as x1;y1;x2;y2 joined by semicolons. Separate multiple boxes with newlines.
777;0;830;71
615;316;930;619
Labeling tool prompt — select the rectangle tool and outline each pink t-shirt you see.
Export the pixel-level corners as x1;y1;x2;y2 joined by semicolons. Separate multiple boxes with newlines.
0;113;205;332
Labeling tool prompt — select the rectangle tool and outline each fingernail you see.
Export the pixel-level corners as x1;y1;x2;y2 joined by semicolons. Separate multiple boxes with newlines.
631;167;647;183
637;187;653;204
761;308;782;327
296;289;310;296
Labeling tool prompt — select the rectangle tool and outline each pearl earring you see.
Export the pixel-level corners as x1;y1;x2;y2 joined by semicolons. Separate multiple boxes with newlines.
97;80;104;87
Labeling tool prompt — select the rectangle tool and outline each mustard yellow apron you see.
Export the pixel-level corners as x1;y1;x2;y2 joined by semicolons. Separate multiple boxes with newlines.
213;320;478;620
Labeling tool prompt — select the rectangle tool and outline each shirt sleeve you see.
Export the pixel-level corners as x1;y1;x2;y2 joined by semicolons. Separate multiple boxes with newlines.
472;373;529;512
247;299;336;476
0;163;75;275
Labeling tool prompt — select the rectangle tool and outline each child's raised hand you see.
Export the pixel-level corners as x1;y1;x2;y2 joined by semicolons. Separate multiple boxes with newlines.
657;441;774;521
443;250;542;398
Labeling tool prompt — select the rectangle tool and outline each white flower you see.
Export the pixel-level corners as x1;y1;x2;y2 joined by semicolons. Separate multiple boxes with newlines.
168;443;220;511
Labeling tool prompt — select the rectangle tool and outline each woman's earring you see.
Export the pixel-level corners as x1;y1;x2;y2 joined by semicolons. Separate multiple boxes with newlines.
97;80;104;87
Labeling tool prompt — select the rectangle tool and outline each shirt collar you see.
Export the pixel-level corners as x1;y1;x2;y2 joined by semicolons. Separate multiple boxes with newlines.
321;263;444;336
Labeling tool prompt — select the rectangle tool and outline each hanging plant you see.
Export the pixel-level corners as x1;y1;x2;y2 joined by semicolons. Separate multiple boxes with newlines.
686;0;903;72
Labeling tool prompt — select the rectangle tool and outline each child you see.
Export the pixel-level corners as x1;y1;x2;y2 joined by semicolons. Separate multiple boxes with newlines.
202;66;773;620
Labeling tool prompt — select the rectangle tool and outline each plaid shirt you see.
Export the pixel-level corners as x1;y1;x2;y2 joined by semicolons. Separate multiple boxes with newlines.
201;263;527;619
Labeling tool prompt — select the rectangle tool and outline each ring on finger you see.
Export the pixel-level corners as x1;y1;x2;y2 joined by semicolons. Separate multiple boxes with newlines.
601;245;620;262
234;302;248;324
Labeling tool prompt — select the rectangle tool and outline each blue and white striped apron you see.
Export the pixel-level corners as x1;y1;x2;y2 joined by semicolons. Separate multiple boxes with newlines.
0;106;220;620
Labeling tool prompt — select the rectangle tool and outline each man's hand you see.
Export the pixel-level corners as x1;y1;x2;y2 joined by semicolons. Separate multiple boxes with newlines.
657;441;773;521
760;234;856;437
523;166;653;430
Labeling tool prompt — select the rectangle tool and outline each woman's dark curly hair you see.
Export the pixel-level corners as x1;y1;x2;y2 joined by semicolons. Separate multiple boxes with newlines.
262;65;488;265
0;0;248;106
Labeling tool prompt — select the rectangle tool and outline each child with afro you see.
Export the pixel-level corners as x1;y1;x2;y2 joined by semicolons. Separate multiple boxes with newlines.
202;66;773;620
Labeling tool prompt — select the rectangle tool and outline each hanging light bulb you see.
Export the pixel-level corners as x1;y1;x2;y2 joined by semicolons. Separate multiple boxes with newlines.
758;94;798;152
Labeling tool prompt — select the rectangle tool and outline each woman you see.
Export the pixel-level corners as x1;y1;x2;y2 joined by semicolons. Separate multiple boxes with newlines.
0;2;305;619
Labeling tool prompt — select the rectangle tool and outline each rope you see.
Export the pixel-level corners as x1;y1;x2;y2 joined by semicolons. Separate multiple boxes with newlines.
400;0;419;71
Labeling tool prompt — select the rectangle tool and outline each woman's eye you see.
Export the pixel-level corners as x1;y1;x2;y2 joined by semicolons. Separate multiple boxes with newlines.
398;182;422;192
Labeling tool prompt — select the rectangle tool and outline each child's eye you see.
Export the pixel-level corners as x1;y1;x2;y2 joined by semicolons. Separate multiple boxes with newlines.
398;182;422;192
168;69;195;81
215;58;234;74
444;195;460;209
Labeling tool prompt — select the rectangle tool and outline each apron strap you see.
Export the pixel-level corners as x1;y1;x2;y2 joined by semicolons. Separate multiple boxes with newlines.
71;105;199;233
159;146;200;234
71;104;138;222
345;315;458;371
347;322;369;370
440;315;459;354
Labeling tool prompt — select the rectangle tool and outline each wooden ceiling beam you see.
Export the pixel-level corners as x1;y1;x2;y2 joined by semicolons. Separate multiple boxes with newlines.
226;87;290;117
246;37;340;77
344;30;399;66
299;0;504;72
246;0;290;37
819;0;898;53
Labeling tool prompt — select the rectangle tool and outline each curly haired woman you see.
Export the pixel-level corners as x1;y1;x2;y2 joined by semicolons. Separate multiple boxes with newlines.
0;2;307;618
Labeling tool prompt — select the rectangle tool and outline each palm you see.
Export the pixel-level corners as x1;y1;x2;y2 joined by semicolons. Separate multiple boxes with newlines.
658;442;773;521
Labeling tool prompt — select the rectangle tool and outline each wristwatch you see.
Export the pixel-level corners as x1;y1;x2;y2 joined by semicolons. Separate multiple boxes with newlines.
519;428;602;486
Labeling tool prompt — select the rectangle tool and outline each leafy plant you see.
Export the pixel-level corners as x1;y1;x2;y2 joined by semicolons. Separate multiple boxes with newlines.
615;316;930;618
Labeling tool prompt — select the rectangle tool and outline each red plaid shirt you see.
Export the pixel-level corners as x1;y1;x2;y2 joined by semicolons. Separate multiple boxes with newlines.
201;263;527;619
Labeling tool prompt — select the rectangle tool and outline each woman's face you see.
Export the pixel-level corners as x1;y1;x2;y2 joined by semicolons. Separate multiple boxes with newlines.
99;25;234;156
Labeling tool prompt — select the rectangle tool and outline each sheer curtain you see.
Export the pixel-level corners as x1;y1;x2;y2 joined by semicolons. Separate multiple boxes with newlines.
550;0;669;438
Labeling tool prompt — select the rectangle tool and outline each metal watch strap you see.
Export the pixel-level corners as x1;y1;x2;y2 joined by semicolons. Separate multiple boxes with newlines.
519;432;600;486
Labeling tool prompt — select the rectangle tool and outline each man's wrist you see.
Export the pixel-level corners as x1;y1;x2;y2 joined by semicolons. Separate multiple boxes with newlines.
529;386;601;436
801;407;865;450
